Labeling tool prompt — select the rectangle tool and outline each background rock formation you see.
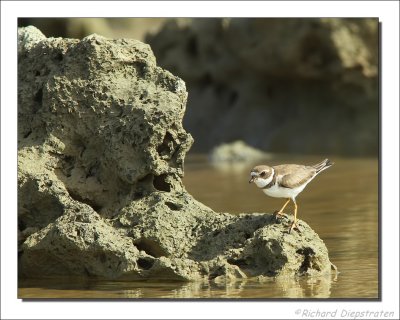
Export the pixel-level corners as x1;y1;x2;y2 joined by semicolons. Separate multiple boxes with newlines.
18;26;333;281
146;18;379;155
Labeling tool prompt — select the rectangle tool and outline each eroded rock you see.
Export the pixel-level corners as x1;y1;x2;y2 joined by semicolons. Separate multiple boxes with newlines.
18;26;333;281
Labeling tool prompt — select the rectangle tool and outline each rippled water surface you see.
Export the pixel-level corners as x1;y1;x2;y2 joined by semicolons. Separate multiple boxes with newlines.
19;155;379;299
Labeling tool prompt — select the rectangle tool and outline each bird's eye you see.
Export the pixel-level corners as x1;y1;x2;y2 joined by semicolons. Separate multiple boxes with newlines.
260;171;266;177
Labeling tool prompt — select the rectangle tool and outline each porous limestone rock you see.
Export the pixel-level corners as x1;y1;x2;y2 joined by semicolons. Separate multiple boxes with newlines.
18;26;334;281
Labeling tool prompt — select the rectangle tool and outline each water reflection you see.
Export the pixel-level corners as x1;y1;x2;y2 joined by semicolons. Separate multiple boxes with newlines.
19;274;337;299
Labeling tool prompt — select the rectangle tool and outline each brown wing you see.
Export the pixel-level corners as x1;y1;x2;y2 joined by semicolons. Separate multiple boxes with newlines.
274;164;316;188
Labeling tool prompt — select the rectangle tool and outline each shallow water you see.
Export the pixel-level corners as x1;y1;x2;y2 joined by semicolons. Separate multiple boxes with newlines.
18;155;379;299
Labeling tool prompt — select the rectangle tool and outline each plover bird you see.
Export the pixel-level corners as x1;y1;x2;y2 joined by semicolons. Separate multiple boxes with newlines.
249;159;334;233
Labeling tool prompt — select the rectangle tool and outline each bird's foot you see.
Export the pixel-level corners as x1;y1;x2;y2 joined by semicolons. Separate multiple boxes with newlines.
288;221;301;234
273;210;286;218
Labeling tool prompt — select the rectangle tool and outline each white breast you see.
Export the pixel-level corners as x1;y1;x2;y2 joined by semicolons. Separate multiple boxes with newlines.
262;182;307;199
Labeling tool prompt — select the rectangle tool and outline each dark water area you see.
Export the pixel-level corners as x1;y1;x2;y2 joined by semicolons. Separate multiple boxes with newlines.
19;155;378;299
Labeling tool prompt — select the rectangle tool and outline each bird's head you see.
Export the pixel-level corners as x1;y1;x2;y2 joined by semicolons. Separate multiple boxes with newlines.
249;165;274;188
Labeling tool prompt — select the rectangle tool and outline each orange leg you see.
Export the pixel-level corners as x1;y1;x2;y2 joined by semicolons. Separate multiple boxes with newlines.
288;198;301;233
274;198;291;217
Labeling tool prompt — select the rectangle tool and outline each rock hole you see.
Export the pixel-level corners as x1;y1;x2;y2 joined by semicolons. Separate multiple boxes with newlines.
137;257;154;270
34;88;43;104
296;247;315;274
157;132;175;158
66;188;102;212
134;238;166;258
153;174;171;192
227;258;248;267
132;61;147;78
165;201;180;211
54;52;63;61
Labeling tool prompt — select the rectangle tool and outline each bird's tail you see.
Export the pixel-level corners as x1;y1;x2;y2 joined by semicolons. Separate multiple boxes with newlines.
312;158;334;174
